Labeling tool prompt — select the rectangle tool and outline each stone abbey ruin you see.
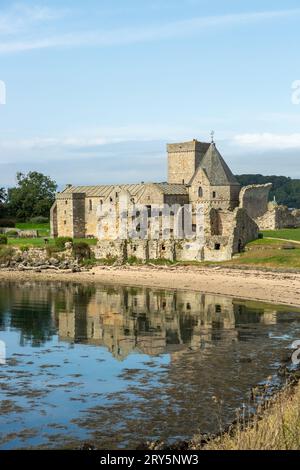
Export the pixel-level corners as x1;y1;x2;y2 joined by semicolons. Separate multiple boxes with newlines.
50;139;300;262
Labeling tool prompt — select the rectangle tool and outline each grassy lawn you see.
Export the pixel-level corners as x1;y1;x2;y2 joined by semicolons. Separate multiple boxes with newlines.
16;222;50;237
225;237;300;269
262;228;300;242
8;237;97;248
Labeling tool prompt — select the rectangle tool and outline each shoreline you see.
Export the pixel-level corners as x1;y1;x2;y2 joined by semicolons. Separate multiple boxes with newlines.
1;264;300;307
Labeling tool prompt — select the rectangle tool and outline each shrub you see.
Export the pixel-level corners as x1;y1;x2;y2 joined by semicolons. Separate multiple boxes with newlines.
30;216;49;224
0;219;15;228
72;242;91;261
6;230;19;238
19;245;29;253
0;246;14;262
46;245;63;257
258;233;264;239
55;237;73;250
0;234;8;245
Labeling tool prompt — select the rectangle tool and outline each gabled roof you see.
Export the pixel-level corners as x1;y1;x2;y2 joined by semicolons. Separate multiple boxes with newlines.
154;182;188;195
60;184;144;198
199;143;240;186
60;182;188;198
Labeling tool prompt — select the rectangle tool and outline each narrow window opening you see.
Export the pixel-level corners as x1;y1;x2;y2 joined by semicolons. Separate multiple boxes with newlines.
214;243;220;250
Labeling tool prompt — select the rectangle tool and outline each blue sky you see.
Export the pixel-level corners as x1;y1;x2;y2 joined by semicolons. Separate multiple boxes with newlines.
0;0;300;187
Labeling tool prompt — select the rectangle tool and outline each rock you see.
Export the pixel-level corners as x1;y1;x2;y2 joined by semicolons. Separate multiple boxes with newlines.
65;242;73;249
72;266;81;273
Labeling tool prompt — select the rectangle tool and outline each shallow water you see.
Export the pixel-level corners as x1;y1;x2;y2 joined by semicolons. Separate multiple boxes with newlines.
0;281;300;449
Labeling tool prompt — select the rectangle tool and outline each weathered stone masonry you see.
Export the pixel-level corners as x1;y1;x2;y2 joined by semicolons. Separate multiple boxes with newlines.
51;137;291;262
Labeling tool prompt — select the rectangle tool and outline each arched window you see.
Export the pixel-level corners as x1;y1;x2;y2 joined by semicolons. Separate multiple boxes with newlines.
212;191;216;198
198;187;203;197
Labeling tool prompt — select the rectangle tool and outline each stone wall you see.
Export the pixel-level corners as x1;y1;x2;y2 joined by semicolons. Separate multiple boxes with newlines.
256;204;300;230
239;183;272;219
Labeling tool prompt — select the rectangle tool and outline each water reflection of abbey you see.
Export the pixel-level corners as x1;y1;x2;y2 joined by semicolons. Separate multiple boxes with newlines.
56;285;280;361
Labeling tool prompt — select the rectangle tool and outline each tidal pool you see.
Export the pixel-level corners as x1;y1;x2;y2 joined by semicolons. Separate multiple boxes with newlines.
0;281;300;449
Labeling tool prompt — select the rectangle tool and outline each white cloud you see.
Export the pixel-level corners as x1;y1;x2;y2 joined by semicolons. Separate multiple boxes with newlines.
0;3;61;36
0;7;300;54
233;133;300;150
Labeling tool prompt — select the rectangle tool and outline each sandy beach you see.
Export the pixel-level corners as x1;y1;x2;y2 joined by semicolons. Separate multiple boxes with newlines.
1;265;300;308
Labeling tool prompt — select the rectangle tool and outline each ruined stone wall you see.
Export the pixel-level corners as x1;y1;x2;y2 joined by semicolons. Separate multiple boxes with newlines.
203;235;233;261
231;208;259;252
292;209;300;227
239;183;272;219
167;140;209;184
93;240;126;262
256;205;300;230
175;240;204;261
203;208;258;261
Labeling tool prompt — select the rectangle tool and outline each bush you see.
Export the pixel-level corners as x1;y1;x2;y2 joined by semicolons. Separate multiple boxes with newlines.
72;242;91;261
46;245;63;257
0;246;14;262
55;237;73;250
6;230;19;238
0;234;8;245
30;216;49;224
0;219;15;228
19;245;29;253
258;233;264;239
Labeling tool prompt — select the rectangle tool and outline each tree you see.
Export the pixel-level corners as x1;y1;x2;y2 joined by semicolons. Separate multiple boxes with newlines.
7;171;57;220
0;187;7;218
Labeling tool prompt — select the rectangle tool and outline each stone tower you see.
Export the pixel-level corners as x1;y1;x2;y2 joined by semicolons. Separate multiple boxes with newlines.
167;139;210;185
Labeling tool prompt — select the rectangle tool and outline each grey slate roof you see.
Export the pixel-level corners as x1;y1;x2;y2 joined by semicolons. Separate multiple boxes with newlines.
199;144;240;186
154;182;187;195
61;182;187;197
61;184;144;197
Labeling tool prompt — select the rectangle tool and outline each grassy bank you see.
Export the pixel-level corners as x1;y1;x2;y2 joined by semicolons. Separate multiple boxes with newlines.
3;226;300;270
262;228;300;242
15;222;50;237
7;237;97;248
225;238;300;269
198;381;300;450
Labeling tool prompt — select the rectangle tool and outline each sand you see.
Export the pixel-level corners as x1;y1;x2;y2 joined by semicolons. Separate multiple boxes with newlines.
1;265;300;307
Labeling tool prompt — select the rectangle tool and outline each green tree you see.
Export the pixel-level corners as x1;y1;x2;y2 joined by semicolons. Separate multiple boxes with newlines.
0;188;7;218
7;171;57;220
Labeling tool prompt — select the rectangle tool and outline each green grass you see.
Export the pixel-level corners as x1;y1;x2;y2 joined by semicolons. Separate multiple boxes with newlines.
16;222;50;237
8;237;97;248
262;228;300;242
248;238;284;246
226;240;300;269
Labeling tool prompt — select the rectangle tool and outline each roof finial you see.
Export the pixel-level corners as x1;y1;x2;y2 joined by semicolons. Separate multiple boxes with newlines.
210;130;215;144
